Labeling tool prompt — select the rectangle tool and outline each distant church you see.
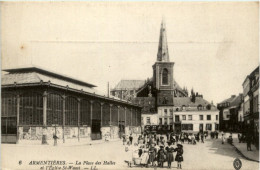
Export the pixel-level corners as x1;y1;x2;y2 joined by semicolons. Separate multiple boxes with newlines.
111;20;219;133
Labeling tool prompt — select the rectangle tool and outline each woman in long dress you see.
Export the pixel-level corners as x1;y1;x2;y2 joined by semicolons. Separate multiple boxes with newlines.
125;142;133;167
140;144;149;167
166;142;175;168
148;143;157;167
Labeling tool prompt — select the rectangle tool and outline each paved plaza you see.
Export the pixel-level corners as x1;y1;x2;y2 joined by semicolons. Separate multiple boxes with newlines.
1;136;259;170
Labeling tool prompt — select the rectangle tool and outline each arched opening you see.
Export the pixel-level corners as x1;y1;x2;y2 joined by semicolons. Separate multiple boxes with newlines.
119;106;125;136
80;99;91;126
92;102;101;140
65;96;78;126
111;105;118;126
20;92;43;125
162;68;168;85
102;103;110;126
47;93;63;125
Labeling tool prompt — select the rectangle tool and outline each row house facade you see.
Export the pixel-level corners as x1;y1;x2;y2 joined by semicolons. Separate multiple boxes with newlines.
242;66;259;149
217;94;243;132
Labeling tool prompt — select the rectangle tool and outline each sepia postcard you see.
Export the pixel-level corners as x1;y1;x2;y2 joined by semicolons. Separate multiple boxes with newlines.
1;1;259;170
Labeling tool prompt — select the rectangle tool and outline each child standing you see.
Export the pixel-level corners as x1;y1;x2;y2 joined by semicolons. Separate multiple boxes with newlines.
175;144;184;169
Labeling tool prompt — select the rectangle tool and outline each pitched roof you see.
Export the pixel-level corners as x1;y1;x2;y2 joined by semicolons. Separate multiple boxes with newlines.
2;66;139;106
2;71;99;94
173;97;212;107
173;97;218;111
229;95;243;107
3;66;96;87
218;94;242;105
112;80;145;90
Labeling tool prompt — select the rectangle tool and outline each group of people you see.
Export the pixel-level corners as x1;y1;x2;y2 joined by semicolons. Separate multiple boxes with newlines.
124;133;184;169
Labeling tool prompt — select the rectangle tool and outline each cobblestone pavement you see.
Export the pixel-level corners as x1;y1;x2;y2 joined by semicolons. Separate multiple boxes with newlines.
2;137;259;170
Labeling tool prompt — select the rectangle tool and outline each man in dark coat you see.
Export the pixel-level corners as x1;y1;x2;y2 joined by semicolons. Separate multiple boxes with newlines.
157;145;166;168
201;133;204;143
247;135;252;151
129;134;133;145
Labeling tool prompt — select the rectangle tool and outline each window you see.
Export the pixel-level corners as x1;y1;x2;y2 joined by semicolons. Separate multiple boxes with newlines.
162;68;168;85
215;124;219;130
207;115;211;120
206;124;212;130
175;115;180;122
164;118;167;125
188;115;192;120
170;109;173;116
159;118;162;125
20;92;43;125
169;118;173;125
146;117;151;125
164;109;167;116
216;115;218;120
200;115;203;120
197;105;203;110
65;96;79;126
182;124;193;130
182;115;186;120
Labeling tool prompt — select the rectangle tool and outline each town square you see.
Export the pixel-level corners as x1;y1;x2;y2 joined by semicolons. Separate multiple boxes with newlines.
1;2;259;170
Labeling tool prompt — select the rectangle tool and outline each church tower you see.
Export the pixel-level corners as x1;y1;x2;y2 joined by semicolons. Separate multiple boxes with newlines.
153;19;175;106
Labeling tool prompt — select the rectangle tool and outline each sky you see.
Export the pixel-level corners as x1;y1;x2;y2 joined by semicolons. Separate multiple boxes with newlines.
1;2;259;104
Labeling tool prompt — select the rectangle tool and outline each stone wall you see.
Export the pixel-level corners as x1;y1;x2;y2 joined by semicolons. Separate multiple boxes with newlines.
101;127;110;140
17;125;127;144
110;126;119;139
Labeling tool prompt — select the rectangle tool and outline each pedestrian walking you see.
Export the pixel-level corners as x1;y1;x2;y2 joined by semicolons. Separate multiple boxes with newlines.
246;135;252;151
175;144;184;169
123;134;126;145
165;142;175;168
238;133;241;143
201;133;204;143
221;133;225;144
53;133;58;146
129;134;133;145
188;134;192;144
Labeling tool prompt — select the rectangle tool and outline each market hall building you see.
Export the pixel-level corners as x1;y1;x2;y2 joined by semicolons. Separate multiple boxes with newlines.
1;66;142;144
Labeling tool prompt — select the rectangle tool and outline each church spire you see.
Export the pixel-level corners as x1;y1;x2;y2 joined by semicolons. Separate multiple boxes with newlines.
157;18;170;62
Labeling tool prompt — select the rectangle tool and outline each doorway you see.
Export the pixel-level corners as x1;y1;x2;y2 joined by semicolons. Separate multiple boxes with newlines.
199;124;204;133
91;119;101;140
